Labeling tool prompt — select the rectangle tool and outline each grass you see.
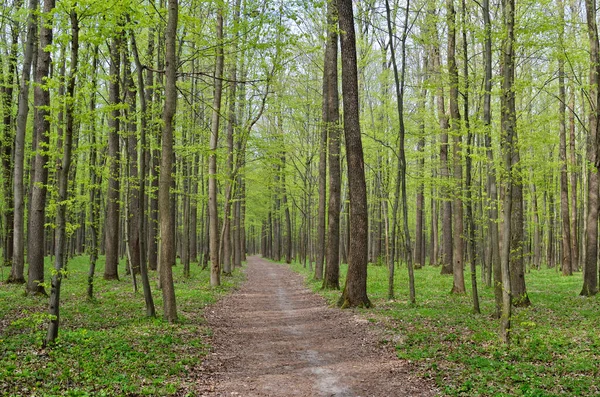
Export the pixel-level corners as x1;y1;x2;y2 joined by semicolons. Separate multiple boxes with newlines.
288;260;600;396
0;255;243;396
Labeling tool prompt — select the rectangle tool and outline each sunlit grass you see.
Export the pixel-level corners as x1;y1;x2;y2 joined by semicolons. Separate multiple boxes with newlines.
288;259;600;396
0;255;243;396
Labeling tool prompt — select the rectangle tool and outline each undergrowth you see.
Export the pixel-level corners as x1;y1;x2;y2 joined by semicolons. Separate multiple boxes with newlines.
0;256;243;396
288;260;600;397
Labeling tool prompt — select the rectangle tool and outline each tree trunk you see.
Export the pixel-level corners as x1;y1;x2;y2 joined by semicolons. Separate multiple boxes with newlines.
569;87;579;271
483;0;501;316
45;1;71;346
385;0;415;303
13;0;37;287
209;7;225;286
87;45;100;301
24;0;53;289
337;0;371;309
581;0;600;296
448;0;465;294
323;0;340;290
500;0;516;345
158;0;179;322
104;26;123;281
1;3;21;272
130;25;156;317
462;0;480;313
558;0;572;276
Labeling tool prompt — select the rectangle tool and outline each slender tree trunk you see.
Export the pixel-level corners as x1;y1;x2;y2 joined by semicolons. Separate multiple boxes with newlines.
315;15;330;279
569;87;579;271
385;0;415;303
158;0;179;322
558;0;572;276
462;0;479;312
447;0;465;293
581;0;600;296
483;0;501;316
431;7;453;274
282;152;293;264
13;0;38;287
125;59;141;277
1;2;22;272
500;0;516;345
25;0;53;289
45;2;72;346
130;26;156;317
87;45;100;301
104;26;123;281
530;176;541;269
209;7;225;287
337;0;371;308
323;0;340;290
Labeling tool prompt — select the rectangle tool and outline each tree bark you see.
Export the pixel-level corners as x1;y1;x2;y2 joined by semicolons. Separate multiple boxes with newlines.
483;0;501;316
209;7;225;287
158;0;179;322
104;25;123;281
500;0;516;344
87;45;100;301
45;1;71;346
323;0;340;290
130;25;156;317
558;0;572;276
581;0;600;296
385;0;415;303
462;0;480;313
569;87;579;271
337;0;371;308
447;0;465;294
12;0;37;287
25;0;54;289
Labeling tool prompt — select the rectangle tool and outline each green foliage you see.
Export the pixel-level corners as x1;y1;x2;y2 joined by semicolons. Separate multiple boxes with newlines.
288;261;600;396
0;255;243;396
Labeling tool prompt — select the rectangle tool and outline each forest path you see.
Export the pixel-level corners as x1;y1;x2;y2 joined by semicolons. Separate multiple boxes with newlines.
200;256;438;396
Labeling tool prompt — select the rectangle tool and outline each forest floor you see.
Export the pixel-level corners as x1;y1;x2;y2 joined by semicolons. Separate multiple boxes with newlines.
199;256;438;396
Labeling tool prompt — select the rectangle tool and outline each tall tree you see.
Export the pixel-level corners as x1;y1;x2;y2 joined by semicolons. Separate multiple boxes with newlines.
447;0;465;294
323;0;341;290
1;1;21;273
104;24;123;281
12;0;37;287
158;0;179;322
581;0;600;296
558;0;572;276
500;0;516;344
462;0;480;313
209;5;225;287
45;0;68;346
337;0;371;308
86;45;100;301
26;0;54;290
385;0;415;303
483;0;501;315
130;25;156;317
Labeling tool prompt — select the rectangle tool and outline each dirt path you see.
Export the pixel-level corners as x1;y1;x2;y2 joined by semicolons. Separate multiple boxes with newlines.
200;256;438;396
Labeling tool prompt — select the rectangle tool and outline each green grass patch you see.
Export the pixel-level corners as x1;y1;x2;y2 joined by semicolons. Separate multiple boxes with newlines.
288;260;600;396
0;256;243;396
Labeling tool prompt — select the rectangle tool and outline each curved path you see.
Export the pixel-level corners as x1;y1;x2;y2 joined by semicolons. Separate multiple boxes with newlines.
201;256;438;396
